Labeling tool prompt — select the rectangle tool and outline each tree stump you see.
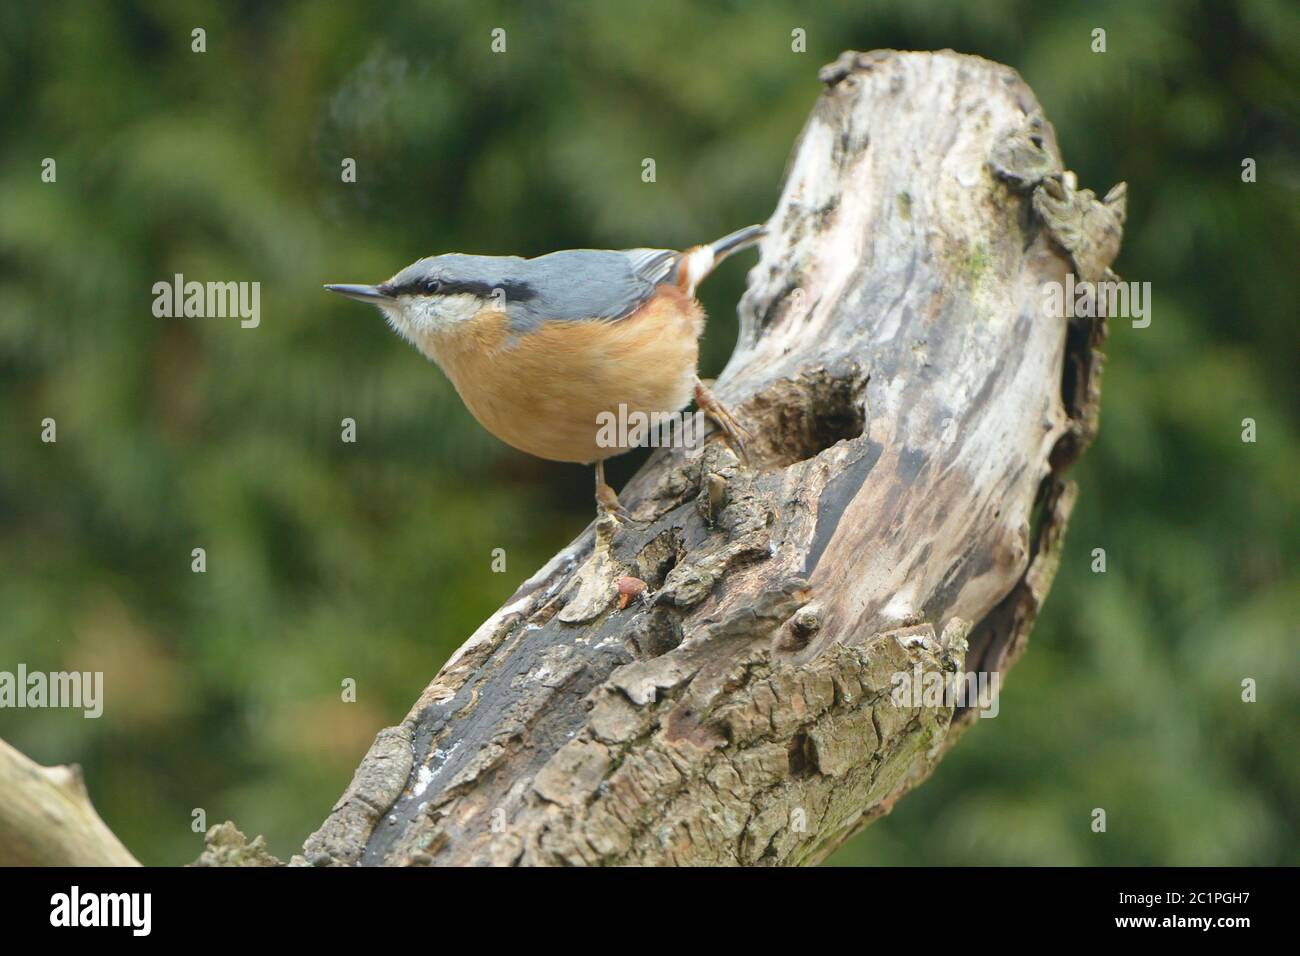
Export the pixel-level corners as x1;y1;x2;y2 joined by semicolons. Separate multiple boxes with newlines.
299;48;1123;867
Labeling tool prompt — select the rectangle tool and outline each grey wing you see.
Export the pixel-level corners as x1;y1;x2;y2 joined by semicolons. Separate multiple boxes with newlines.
511;248;680;329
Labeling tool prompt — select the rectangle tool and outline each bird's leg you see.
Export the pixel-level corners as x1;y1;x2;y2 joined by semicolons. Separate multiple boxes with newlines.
694;377;751;464
594;459;634;522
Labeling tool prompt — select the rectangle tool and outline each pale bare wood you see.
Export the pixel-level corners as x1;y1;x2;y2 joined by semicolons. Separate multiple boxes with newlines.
0;737;140;866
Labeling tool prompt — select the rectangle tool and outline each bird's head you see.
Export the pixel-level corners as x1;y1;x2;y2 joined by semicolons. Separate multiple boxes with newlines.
326;254;527;346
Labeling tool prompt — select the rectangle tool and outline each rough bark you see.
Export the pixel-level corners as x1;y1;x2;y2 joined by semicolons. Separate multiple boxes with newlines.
298;49;1123;867
0;737;140;866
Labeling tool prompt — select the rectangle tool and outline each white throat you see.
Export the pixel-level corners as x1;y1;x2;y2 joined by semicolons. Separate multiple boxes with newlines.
381;292;486;345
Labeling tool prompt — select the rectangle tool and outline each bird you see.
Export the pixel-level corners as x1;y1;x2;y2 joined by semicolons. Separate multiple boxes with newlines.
325;225;764;520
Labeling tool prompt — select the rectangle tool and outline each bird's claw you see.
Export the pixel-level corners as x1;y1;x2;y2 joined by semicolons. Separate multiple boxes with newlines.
694;380;751;465
596;481;640;525
715;409;751;465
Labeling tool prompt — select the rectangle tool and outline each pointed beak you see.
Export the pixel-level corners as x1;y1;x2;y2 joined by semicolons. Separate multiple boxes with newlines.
324;283;392;304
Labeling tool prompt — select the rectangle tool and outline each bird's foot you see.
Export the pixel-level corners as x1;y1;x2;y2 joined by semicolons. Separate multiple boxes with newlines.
694;379;751;465
595;479;636;523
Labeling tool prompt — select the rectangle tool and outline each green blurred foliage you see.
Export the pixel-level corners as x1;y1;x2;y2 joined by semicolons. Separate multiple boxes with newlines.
0;1;1295;865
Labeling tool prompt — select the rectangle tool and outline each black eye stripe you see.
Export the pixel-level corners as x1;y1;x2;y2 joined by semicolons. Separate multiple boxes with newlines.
381;278;439;297
383;278;538;301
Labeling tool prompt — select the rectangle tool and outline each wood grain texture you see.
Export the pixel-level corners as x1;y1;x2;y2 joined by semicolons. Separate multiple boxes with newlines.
298;49;1122;867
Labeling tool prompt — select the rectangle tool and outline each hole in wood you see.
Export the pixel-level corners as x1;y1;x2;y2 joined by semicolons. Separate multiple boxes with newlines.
788;731;816;778
740;363;868;469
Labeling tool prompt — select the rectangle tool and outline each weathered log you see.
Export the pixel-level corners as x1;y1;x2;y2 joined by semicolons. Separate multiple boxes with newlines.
301;49;1113;866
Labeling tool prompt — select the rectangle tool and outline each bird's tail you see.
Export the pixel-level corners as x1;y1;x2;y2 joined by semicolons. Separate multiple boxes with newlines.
678;224;766;294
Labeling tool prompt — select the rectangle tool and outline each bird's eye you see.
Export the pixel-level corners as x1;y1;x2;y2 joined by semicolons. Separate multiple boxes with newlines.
424;279;442;294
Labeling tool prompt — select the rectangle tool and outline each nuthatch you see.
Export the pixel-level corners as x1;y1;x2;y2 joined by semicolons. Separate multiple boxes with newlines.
326;225;763;519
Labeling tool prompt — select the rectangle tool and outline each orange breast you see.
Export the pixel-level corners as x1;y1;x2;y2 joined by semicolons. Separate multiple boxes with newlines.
420;286;705;463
